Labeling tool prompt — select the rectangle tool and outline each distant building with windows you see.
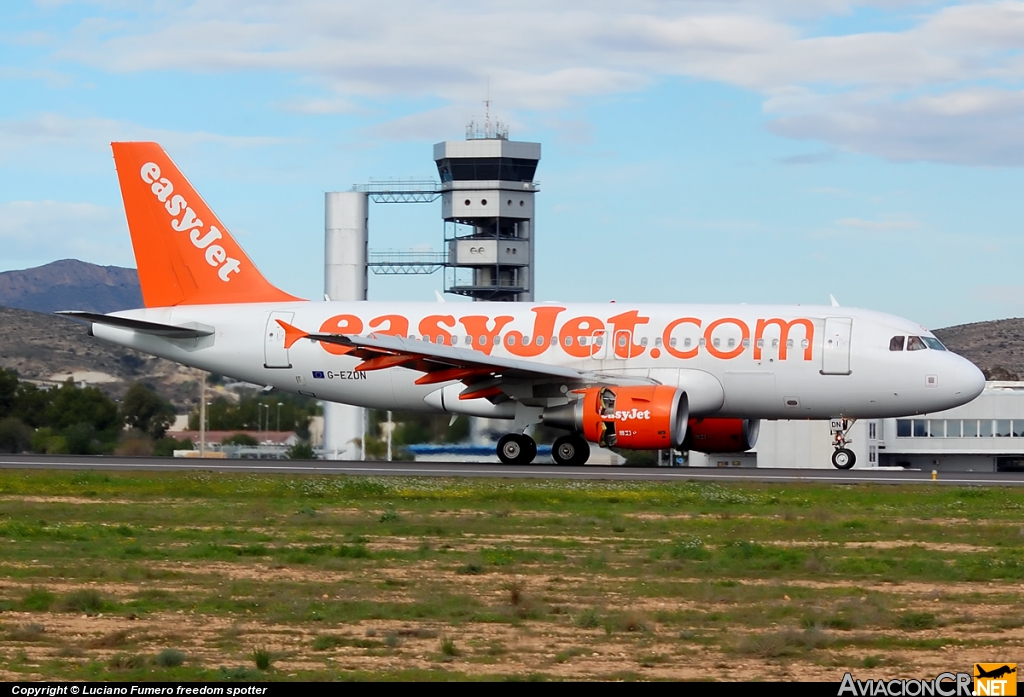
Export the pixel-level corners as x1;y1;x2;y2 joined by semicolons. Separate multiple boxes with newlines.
689;382;1024;472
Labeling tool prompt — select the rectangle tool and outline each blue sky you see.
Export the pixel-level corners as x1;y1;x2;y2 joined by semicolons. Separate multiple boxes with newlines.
3;1;1024;329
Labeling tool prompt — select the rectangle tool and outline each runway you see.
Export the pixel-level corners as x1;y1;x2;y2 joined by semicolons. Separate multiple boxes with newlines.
1;454;1023;486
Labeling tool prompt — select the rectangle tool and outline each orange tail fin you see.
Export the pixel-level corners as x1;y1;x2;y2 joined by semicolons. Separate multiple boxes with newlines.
111;142;303;307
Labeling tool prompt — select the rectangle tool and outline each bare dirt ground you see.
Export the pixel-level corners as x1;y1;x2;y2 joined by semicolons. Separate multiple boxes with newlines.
2;481;1022;681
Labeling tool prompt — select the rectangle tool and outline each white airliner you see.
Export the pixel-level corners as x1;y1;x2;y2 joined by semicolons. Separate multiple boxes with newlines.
61;143;986;469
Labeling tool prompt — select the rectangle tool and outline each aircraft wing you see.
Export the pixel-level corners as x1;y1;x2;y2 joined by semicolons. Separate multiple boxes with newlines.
279;320;646;402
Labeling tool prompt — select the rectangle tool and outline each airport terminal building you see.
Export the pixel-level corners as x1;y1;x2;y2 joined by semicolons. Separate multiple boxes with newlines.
690;381;1024;472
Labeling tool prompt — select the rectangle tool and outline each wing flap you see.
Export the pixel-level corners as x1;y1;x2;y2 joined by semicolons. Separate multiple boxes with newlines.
303;330;583;382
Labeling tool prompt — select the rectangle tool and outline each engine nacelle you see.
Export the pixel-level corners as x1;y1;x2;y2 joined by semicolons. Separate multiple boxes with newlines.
683;417;760;453
542;385;688;450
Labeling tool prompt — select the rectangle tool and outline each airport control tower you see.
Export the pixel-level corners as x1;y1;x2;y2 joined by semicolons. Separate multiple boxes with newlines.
435;113;540;302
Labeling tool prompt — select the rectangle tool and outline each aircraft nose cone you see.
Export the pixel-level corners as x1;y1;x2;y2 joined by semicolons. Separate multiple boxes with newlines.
954;357;986;401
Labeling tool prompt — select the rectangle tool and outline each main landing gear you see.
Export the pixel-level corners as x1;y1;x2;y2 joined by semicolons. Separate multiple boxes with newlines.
497;433;537;465
830;418;856;470
551;435;590;467
495;433;592;466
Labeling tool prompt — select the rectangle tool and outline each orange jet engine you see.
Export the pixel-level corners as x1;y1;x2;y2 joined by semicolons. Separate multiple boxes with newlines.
682;417;760;453
542;385;688;450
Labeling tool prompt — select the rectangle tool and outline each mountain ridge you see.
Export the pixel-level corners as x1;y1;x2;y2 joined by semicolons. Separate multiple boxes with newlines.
0;259;142;314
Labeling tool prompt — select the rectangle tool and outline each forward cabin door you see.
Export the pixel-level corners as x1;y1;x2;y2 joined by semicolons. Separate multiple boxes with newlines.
264;311;295;369
821;317;853;375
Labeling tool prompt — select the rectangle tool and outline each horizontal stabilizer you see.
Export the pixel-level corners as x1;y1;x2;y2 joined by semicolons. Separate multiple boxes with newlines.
57;311;215;339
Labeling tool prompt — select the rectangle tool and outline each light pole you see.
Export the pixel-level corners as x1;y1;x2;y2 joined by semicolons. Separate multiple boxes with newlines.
276;402;283;433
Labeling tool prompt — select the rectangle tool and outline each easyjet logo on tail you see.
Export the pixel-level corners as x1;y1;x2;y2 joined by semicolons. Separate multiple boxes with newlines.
140;163;242;282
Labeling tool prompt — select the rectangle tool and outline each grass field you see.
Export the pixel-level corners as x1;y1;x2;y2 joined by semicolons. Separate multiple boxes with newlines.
0;470;1021;681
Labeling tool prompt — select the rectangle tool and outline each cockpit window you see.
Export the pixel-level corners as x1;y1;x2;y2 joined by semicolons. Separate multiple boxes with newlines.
906;336;927;351
922;337;946;351
889;336;905;351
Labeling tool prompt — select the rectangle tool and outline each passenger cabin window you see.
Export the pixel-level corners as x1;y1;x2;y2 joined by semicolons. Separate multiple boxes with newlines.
906;336;927;351
890;336;905;351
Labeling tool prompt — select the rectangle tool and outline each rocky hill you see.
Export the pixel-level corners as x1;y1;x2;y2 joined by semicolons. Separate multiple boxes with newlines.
934;319;1024;380
0;259;142;314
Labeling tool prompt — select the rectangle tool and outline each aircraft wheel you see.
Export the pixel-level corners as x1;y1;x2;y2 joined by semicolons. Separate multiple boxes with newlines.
832;448;856;470
497;434;537;465
552;435;591;466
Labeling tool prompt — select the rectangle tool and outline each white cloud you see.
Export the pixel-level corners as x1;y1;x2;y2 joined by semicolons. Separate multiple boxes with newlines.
30;0;1024;165
0;200;132;269
275;97;361;115
0;113;291;160
771;88;1024;166
0;66;72;87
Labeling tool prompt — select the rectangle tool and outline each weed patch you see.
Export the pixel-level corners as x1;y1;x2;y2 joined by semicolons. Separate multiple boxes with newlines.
58;588;106;615
7;623;46;641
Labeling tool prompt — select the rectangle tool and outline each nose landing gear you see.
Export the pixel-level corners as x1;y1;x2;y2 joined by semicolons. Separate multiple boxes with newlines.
830;418;856;470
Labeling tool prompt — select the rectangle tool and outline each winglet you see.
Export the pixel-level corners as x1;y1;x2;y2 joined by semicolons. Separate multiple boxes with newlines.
276;319;309;349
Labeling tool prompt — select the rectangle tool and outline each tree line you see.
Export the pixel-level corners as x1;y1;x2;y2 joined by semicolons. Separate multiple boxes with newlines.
0;367;180;455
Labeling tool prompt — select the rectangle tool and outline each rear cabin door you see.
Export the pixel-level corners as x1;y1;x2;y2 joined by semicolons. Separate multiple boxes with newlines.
264;311;295;369
821;317;853;375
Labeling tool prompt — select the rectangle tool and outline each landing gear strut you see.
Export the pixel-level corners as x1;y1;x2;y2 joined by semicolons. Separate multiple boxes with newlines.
497;433;537;465
551;435;590;466
830;418;856;470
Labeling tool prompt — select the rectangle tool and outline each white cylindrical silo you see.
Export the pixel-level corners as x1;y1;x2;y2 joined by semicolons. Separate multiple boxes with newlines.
322;191;368;461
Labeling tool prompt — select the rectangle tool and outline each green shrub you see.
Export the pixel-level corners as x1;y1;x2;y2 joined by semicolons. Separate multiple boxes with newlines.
287;442;316;460
896;612;937;631
251;646;272;670
21;587;55;611
335;543;371;558
58;588;105;615
440;636;459;657
108;654;146;670
574;607;601;629
312;635;344;651
153;436;193;457
0;417;32;453
154;648;186;667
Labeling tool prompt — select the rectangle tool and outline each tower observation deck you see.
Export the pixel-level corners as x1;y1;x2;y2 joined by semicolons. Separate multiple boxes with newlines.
434;129;540;302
